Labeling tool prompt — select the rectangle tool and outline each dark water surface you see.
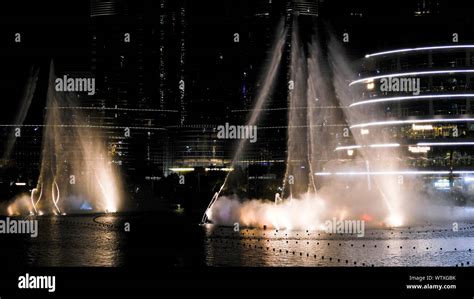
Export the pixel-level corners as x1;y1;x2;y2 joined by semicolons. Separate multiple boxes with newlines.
1;214;473;267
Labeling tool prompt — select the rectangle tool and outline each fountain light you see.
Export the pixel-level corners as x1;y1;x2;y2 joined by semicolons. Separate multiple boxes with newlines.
385;213;404;227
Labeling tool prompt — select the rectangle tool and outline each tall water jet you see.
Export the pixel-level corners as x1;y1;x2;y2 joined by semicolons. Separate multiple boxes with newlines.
282;20;309;199
305;33;343;195
202;20;288;223
205;20;339;229
204;20;414;230
31;62;123;215
328;36;405;227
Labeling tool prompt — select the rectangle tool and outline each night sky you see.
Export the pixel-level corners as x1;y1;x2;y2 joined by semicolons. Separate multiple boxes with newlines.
1;0;474;124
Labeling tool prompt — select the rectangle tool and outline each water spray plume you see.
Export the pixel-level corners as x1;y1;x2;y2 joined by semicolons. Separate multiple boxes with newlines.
201;19;288;224
17;60;124;216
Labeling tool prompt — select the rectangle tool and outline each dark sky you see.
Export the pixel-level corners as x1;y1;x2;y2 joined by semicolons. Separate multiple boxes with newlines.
1;0;474;124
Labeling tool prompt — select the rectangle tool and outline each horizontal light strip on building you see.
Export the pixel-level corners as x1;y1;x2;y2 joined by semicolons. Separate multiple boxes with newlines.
418;142;474;146
335;145;362;151
350;94;474;107
169;168;195;172
48;107;178;113
335;144;399;151
314;170;474;176
336;142;474;151
365;45;474;58
369;143;400;148
349;70;474;86
0;124;166;130
350;118;474;129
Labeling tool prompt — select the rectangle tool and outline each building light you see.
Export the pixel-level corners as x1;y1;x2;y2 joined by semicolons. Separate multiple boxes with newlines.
315;170;451;176
434;179;450;190
408;146;430;153
351;118;474;129
412;124;434;131
365;45;474;59
350;69;474;86
335;143;399;151
205;167;234;172
366;79;375;90
369;143;400;148
350;94;474;108
315;170;474;176
361;129;370;135
335;145;362;151
169;168;195;172
417;142;474;146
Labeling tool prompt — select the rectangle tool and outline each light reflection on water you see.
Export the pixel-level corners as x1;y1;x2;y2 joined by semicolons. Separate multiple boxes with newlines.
203;223;474;267
25;215;125;267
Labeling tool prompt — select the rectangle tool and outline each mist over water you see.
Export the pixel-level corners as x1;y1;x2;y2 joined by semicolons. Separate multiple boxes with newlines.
207;194;326;230
204;23;474;230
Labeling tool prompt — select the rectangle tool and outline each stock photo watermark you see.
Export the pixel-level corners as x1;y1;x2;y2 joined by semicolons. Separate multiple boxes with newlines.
217;123;258;143
0;217;38;238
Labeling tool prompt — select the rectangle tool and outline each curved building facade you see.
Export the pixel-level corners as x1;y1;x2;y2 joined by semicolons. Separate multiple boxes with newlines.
343;45;474;198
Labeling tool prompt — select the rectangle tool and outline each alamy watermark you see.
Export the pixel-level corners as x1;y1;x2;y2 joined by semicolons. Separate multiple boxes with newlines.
18;273;55;293
0;217;38;238
380;77;420;95
55;75;95;96
217;122;257;143
323;217;365;237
